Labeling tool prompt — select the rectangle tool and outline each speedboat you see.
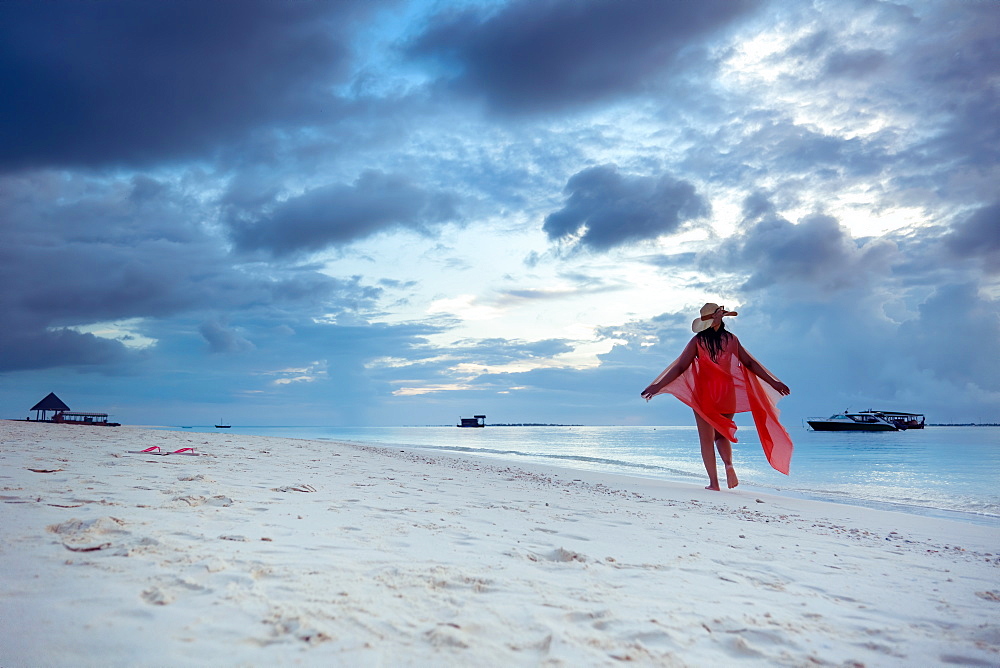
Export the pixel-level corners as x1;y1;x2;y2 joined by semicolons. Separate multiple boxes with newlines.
807;410;925;432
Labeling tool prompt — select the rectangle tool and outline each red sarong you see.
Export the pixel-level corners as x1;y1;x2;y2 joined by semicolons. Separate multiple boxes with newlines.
646;334;793;474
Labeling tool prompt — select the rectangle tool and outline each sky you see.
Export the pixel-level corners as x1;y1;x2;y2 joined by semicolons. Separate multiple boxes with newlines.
1;0;998;427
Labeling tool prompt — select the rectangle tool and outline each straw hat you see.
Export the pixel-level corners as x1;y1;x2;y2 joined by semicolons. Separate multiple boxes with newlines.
692;303;719;333
691;303;742;333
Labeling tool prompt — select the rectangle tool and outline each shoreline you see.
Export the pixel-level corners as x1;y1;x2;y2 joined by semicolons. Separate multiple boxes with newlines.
139;423;1000;527
2;421;998;666
399;443;1000;528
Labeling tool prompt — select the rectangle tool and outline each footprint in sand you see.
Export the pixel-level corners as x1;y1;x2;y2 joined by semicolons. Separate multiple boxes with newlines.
141;585;174;606
47;516;128;553
141;577;207;606
171;495;233;507
520;547;588;563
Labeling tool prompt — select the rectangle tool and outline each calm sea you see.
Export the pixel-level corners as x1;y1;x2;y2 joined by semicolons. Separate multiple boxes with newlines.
154;424;1000;526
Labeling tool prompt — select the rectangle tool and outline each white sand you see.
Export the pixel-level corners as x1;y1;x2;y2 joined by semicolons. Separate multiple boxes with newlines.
1;421;997;667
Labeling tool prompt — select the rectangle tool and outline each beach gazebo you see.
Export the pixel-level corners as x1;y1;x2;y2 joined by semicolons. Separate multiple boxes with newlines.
29;392;70;421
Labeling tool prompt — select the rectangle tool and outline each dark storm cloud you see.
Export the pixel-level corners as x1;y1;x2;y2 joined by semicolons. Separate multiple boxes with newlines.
0;172;382;372
903;282;1000;392
736;121;883;178
741;191;778;221
822;48;888;78
0;324;132;373
0;0;384;170
668;195;1000;421
228;171;460;257
945;203;1000;275
720;195;895;293
766;3;998;175
543;165;709;251
199;319;255;354
750;279;1000;415
905;4;1000;170
407;0;760;114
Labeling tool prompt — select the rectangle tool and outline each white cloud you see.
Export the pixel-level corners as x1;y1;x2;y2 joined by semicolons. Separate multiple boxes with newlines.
427;294;504;321
266;361;329;385
61;319;157;350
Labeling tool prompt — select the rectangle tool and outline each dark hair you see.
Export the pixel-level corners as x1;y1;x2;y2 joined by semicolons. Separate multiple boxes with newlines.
696;322;732;362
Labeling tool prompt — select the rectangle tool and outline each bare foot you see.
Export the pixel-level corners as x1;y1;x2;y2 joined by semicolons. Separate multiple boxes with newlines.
725;464;739;489
705;482;721;491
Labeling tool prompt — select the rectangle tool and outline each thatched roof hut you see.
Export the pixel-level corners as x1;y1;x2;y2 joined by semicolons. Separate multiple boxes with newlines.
30;392;70;420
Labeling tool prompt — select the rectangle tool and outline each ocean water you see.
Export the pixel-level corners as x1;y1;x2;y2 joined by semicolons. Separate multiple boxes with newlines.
156;424;1000;525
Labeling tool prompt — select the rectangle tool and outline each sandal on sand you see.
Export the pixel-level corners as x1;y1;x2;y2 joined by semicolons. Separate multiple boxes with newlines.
166;447;199;456
127;446;162;454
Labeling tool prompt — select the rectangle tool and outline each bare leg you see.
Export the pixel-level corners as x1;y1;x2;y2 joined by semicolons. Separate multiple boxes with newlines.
694;411;720;490
715;420;739;488
695;412;737;490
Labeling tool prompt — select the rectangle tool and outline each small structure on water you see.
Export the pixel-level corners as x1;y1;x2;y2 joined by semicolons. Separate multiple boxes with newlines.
457;415;486;428
25;392;120;427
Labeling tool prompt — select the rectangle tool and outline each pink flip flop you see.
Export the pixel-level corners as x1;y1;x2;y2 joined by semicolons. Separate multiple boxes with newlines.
127;446;162;454
166;447;199;456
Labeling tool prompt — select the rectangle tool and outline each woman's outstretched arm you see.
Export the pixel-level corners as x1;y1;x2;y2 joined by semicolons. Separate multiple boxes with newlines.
737;343;790;396
641;337;698;399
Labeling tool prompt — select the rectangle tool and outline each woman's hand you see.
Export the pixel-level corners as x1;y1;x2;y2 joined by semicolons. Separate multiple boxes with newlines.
641;383;661;400
770;380;790;396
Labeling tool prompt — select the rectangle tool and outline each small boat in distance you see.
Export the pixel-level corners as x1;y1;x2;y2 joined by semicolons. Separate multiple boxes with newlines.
457;415;486;428
807;410;925;432
215;420;231;429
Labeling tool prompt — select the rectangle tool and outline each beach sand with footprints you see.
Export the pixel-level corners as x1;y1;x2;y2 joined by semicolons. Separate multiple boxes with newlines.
1;420;998;666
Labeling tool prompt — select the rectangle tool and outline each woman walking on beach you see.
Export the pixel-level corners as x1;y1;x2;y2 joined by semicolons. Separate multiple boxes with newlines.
641;303;793;490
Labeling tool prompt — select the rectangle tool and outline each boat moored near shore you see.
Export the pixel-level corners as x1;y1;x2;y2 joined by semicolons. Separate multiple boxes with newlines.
52;411;120;427
807;410;925;432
